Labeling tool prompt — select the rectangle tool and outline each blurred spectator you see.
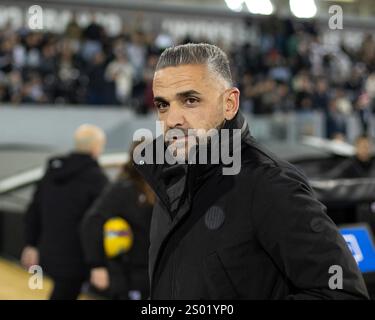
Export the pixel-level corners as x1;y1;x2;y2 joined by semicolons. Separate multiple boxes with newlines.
135;53;158;114
312;77;329;111
329;135;375;178
365;72;375;102
345;63;365;94
82;141;154;300
360;34;375;69
86;51;113;105
39;41;57;76
239;72;255;113
105;48;134;105
326;97;347;140
24;32;43;70
355;92;372;135
21;124;108;300
55;41;83;103
0;35;13;73
273;81;294;113
8;70;23;103
82;14;104;62
21;72;47;103
336;88;352;116
126;31;147;82
64;13;82;53
268;52;291;83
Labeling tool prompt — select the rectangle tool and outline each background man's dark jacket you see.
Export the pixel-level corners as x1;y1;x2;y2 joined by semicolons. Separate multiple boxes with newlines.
24;152;108;279
81;178;152;299
329;156;375;179
135;111;369;300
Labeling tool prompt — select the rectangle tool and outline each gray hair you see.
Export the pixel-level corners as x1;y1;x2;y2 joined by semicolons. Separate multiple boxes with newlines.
155;43;233;87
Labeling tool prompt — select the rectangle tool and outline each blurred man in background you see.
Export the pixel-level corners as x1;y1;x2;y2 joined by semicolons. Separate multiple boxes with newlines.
21;124;108;300
82;142;154;300
330;135;375;179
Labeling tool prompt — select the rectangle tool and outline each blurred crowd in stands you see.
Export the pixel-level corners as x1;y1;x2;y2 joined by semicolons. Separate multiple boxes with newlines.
1;15;375;138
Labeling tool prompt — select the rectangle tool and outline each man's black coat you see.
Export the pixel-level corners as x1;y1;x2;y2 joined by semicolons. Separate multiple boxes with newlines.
24;152;108;279
134;111;369;300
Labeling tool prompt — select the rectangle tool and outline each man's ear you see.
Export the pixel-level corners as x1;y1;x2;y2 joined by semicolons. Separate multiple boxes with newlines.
223;87;240;120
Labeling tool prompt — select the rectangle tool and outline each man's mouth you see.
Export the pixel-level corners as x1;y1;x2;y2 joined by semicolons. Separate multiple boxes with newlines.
173;136;189;142
167;134;199;147
170;136;190;146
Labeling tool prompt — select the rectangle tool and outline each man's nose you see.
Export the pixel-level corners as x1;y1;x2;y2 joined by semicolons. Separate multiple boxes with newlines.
165;104;185;129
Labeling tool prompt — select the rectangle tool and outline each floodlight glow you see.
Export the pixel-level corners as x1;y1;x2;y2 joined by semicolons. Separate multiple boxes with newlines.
245;0;274;15
290;0;317;18
225;0;244;12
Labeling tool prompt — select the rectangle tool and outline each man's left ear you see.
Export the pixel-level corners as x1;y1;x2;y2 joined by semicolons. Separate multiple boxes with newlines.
224;88;240;120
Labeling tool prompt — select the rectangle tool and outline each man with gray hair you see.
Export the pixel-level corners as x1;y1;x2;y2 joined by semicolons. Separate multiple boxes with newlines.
21;124;108;299
134;43;369;299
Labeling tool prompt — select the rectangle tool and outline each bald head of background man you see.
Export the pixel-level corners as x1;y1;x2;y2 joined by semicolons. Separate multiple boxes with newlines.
74;124;106;159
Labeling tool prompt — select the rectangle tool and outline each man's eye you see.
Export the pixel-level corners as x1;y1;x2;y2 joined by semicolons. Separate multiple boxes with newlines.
185;97;199;105
155;102;169;111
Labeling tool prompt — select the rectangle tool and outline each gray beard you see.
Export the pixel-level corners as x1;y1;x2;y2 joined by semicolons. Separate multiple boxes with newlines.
165;118;226;147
